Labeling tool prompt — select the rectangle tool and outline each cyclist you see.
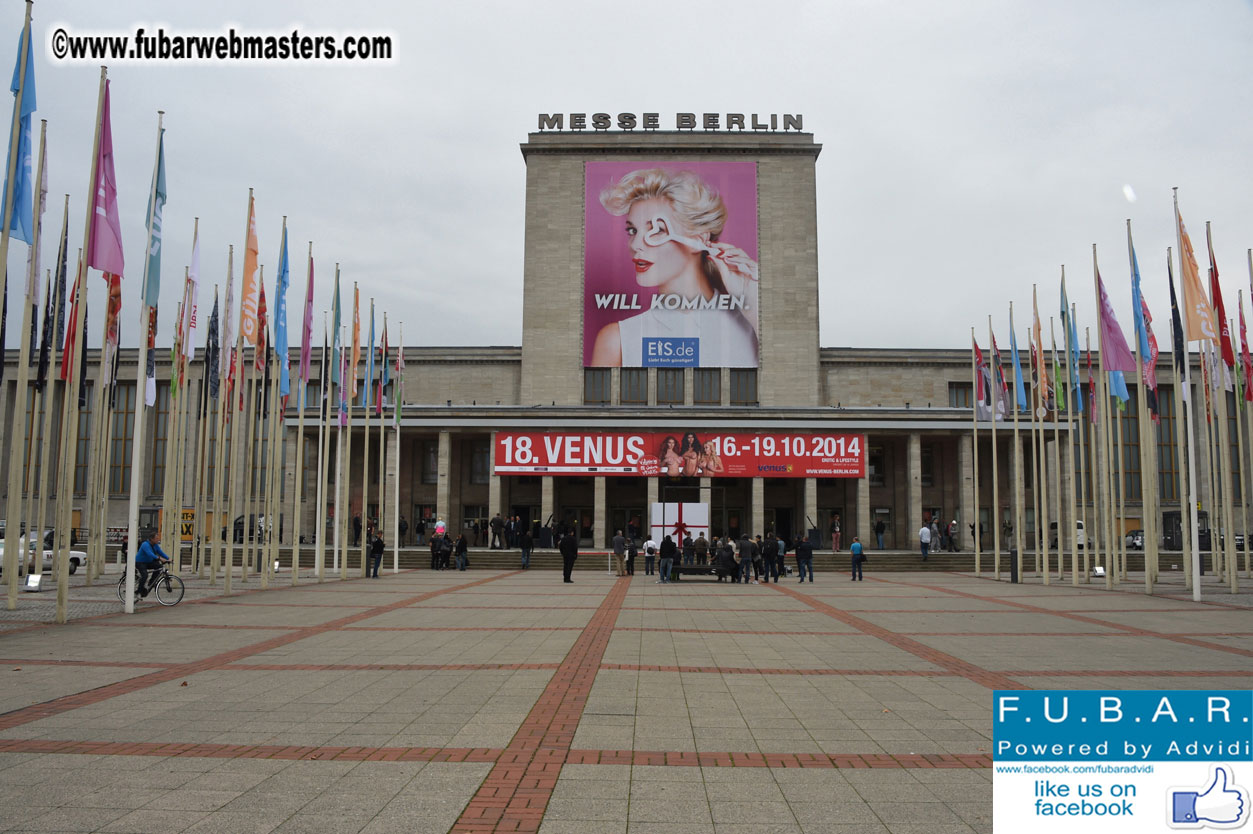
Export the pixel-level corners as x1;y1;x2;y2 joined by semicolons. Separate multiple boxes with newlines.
135;529;171;598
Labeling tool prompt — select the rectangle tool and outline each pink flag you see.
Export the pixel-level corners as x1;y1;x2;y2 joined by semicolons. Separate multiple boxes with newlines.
87;81;124;276
1096;271;1136;372
299;253;314;384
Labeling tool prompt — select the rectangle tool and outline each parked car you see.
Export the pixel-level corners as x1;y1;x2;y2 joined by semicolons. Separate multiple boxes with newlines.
1125;529;1144;550
0;531;87;575
1048;520;1087;549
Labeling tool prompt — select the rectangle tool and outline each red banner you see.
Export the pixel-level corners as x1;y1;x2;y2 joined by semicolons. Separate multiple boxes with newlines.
493;431;864;478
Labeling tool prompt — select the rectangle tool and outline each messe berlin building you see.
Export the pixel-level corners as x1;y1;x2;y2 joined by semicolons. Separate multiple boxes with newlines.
2;123;1200;552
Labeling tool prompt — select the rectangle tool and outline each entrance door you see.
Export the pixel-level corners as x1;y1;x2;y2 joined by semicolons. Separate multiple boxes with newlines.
512;504;540;539
771;508;793;542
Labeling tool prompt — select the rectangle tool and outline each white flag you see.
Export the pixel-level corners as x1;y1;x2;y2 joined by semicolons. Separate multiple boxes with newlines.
181;228;200;359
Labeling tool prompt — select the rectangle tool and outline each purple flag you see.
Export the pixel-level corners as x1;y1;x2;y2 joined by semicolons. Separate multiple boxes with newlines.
1097;271;1136;372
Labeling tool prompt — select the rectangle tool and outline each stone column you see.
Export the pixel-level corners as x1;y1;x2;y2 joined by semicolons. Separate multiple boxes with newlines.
436;430;451;526
593;476;607;549
803;477;818;542
908;433;922;541
959;432;973;549
700;477;712;507
541;475;554;542
751;477;764;539
856;473;869;550
646;477;659;536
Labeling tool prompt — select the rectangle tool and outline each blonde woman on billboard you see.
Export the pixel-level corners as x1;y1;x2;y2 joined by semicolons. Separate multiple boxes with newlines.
591;168;759;367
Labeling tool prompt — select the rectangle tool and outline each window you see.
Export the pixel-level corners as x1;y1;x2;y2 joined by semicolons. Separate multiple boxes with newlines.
470;440;491;485
74;383;93;495
1116;394;1141;502
421;440;438;484
621;368;647;405
108;383;137;495
463;505;487;532
1155;389;1179;500
949;382;972;409
868;444;886;487
656;369;684;405
729;369;757;405
150;383;170;496
694;369;720;405
583;369;611;405
920;444;934;488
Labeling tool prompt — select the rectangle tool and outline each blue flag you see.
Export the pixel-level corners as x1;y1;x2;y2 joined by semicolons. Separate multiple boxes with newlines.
1109;370;1130;403
275;225;291;398
143;128;166;307
1060;280;1082;412
1009;322;1027;411
1;25;36;244
1130;244;1151;357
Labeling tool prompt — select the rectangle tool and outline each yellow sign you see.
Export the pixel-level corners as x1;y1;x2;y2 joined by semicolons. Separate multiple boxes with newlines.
180;509;195;543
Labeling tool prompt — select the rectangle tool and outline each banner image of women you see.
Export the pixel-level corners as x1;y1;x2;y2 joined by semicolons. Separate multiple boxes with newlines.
584;161;759;368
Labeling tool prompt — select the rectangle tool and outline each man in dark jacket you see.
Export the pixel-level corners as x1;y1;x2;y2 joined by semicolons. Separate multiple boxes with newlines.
559;531;578;583
737;535;755;584
370;534;384;577
794;535;814;583
658;535;677;584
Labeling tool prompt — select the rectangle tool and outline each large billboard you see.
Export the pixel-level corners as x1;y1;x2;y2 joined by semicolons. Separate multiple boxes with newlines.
583;161;759;368
493;431;864;478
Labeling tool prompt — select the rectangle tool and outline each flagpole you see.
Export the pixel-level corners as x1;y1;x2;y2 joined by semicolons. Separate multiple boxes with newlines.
291;241;312;584
1049;317;1063;584
33;269;56;581
1062;295;1080;586
210;248;233;585
1113;388;1128;581
339;318;351;580
1086;327;1101;579
0;1;34;610
225;311;246;594
52;67;108;623
1206;223;1239;594
315;313;328;582
1091;245;1115;590
1172;192;1205;600
1030;371;1043;575
1200;349;1218;580
393;322;402;574
1230;307;1249;585
986;317;999;578
1073;305;1089;582
263;320;281;589
193;285;216;578
12;118;46;584
1127;222;1155;594
360;297;374;577
377;313;386;572
970;328;981;569
1009;304;1025;583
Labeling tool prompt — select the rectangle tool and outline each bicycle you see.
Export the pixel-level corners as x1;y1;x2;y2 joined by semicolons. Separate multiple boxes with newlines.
117;563;185;606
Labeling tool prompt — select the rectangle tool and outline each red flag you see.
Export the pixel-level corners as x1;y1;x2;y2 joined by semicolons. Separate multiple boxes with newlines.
87;81;124;276
101;274;122;384
973;338;987;405
59;263;83;381
376;324;387;416
1207;233;1235;387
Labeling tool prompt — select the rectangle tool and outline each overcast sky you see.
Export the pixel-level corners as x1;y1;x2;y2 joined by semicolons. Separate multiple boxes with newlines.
4;0;1253;356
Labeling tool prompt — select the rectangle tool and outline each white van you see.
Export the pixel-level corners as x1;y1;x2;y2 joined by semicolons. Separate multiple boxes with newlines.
1048;520;1086;549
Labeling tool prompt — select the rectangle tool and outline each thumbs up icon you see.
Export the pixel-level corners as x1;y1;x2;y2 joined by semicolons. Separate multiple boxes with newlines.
1170;766;1249;829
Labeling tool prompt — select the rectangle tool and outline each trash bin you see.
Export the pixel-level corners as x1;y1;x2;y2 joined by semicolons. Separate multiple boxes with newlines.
1009;548;1019;584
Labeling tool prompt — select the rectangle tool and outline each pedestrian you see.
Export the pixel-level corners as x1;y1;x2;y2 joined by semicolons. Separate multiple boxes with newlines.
830;513;841;551
919;522;931;560
626;538;637;576
353;513;362;547
439;532;453;570
559;528;578;582
520;527;534;569
455;533;469;571
682;533;695;566
658;535;677;583
398;516;409;546
794;534;814;583
761;532;778;583
948;519;959;552
850;536;866;581
930;519;941;553
737;534;756;584
874;518;886;550
429;533;441;571
490;513;504;549
643;535;658;576
775;534;787;580
416;517;426;546
694;533;709;566
612;529;627;577
717;537;736;581
370;533;384;577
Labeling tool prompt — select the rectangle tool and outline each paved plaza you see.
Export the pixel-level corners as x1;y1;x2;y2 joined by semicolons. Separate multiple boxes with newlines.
0;565;1250;833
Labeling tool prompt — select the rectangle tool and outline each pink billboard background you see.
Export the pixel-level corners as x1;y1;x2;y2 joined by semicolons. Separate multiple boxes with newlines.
583;160;758;366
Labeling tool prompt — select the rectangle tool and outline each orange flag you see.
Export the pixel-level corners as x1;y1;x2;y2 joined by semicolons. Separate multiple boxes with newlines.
240;193;260;345
1175;198;1216;344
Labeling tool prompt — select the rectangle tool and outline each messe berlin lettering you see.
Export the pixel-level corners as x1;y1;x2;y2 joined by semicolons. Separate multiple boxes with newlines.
493;431;865;478
538;113;803;132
